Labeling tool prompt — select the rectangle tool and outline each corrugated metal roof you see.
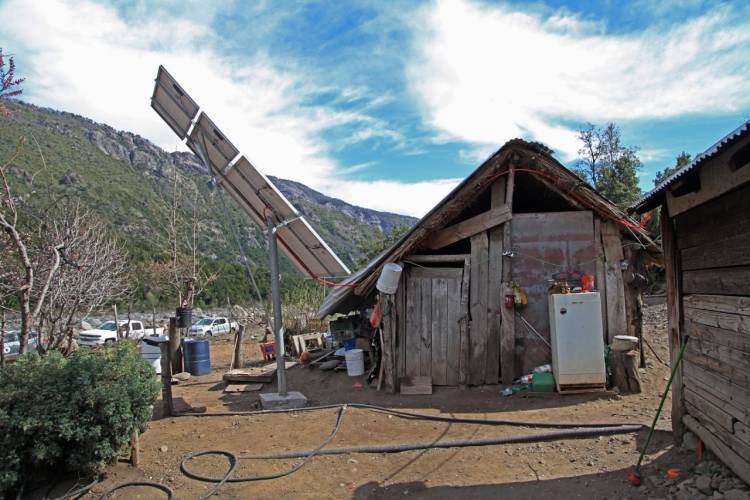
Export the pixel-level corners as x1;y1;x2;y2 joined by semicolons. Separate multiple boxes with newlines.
631;120;750;213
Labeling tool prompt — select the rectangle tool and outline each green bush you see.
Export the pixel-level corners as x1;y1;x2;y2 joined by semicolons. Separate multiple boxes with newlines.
0;343;160;495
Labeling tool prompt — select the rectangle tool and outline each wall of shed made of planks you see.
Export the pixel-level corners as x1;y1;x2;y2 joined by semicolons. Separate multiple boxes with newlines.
670;181;750;484
380;174;642;391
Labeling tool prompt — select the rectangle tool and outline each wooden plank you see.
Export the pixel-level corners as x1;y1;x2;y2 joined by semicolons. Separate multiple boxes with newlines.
685;378;750;427
594;218;608;338
684;415;750;486
469;232;489;385
425;205;511;250
446;276;461;386
405;274;419;378
404;254;468;264
500;170;515;384
688;410;750;467
458;258;471;386
420;277;432;377
602;221;627;343
399;376;433;395
684;307;750;334
683;360;750;409
431;278;448;385
675;181;750;249
735;421;750;448
685;319;750;353
409;267;464;280
380;294;396;393
486;176;506;386
686;342;750;386
662;208;685;443
684;294;750;316
683;267;750;296
223;383;263;393
681;231;750;271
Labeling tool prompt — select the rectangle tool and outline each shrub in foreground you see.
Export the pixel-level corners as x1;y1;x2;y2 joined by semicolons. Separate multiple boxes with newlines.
0;343;160;495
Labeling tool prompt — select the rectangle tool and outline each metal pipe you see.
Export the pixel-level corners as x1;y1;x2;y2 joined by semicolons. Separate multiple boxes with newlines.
267;215;287;396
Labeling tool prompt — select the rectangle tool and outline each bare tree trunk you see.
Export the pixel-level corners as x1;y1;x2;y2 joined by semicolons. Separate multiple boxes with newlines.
152;307;157;337
231;324;244;369
113;304;120;340
1;311;5;368
126;303;132;339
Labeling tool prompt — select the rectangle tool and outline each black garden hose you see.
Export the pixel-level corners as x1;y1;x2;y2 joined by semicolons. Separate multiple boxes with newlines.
99;402;646;498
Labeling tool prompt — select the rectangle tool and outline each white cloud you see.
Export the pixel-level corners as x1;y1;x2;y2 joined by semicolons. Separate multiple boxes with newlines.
0;0;451;217
410;0;750;159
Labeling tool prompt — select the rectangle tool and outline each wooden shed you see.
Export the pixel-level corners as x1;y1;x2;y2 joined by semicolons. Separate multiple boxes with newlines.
320;139;658;392
632;120;750;484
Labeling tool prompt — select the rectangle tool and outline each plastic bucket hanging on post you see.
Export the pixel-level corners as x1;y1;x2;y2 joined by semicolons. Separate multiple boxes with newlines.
345;349;365;376
176;307;192;328
376;263;403;294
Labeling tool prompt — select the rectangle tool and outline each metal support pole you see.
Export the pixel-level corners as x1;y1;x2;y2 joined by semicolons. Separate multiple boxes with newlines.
267;215;287;396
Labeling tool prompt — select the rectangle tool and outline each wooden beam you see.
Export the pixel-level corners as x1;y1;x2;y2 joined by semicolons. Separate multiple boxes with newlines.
425;204;511;250
409;267;464;280
602;221;627;343
487;177;506;385
469;232;489;385
458;257;471;387
501;169;516;385
684;294;750;316
404;254;469;263
662;206;685;444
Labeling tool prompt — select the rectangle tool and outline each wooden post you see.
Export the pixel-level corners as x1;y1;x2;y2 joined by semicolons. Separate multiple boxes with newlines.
113;304;120;340
152;307;157;337
662;204;685;444
159;342;173;417
130;430;140;466
231;324;245;369
487;176;506;385
168;317;182;375
500;168;516;385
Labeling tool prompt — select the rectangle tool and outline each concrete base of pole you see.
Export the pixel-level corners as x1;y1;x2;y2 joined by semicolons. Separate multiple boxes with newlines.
260;391;308;410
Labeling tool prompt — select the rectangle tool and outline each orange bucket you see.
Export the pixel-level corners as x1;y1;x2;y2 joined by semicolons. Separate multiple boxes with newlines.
581;275;595;292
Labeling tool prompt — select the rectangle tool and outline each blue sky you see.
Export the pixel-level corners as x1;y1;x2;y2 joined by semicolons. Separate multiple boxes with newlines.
2;0;749;216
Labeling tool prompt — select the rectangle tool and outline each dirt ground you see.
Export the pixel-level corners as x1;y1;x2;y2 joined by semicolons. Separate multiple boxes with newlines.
69;304;738;498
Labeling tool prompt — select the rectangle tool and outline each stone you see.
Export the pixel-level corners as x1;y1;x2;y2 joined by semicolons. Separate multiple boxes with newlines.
719;480;734;493
159;445;168;453
696;476;713;495
260;391;308;410
680;432;697;453
724;490;750;500
172;372;191;381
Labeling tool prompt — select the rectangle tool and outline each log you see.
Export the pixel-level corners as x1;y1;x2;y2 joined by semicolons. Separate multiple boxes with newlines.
609;349;642;394
159;342;173;417
130;430;139;467
168;317;182;375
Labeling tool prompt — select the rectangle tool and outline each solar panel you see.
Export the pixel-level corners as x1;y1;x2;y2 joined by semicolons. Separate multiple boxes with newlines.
150;66;199;139
150;66;350;278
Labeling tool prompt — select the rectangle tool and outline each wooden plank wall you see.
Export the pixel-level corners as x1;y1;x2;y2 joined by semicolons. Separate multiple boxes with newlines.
673;182;750;484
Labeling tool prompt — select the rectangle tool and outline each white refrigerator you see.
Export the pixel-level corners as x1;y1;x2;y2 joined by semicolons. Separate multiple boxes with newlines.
548;292;606;392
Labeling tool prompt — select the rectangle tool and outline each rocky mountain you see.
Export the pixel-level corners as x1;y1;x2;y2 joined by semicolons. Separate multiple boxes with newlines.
0;101;416;305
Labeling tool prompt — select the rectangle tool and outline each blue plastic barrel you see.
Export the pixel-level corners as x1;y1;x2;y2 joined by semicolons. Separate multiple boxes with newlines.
182;338;211;376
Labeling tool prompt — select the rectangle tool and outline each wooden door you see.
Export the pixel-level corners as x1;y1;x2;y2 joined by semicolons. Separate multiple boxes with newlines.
402;267;464;386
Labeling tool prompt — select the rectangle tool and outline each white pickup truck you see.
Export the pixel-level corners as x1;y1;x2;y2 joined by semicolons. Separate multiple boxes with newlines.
189;317;238;337
78;320;165;347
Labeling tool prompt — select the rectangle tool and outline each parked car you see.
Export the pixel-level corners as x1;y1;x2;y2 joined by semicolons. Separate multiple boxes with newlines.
189;317;238;337
78;320;164;347
2;330;41;360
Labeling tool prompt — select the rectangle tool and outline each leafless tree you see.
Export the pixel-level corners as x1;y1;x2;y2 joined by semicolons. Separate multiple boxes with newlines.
34;203;129;352
0;139;64;354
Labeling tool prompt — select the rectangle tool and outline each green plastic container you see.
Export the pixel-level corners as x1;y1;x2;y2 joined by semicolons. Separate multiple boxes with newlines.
531;372;556;392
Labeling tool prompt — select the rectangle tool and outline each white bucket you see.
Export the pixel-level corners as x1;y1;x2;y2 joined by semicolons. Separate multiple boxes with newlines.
611;335;639;352
376;263;403;294
345;348;365;377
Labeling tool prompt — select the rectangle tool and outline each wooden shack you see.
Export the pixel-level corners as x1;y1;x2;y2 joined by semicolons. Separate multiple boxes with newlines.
320;139;658;392
632;121;750;483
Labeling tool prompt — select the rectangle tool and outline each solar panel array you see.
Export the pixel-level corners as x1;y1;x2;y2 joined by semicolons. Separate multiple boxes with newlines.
150;66;350;278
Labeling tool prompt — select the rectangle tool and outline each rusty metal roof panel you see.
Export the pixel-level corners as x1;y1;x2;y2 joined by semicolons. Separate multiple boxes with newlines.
631;120;750;213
